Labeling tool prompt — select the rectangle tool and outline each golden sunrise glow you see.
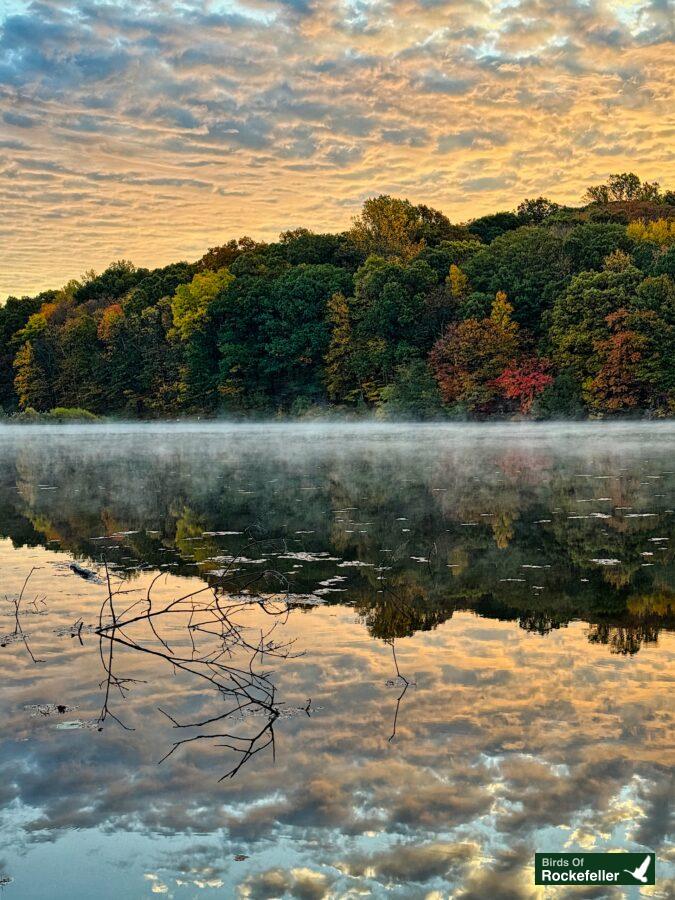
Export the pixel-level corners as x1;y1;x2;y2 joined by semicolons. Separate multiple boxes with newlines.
1;0;674;298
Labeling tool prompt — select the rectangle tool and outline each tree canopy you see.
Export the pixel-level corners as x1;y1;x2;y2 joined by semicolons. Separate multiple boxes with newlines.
2;176;673;420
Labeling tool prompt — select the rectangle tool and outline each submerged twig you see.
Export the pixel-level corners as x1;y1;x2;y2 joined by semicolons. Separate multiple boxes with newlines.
94;537;302;779
385;639;413;742
5;567;45;664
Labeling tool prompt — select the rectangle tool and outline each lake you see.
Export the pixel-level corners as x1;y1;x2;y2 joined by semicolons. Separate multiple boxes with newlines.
0;423;672;899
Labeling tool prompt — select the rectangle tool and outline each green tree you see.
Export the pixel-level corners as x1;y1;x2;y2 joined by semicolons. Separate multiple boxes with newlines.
378;360;446;420
549;261;644;382
212;275;270;408
348;257;440;400
467;212;520;243
563;223;633;272
123;262;196;316
414;204;463;246
259;264;353;406
75;260;147;307
99;301;180;416
13;313;58;411
463;226;569;332
212;264;352;410
516;197;560;224
171;268;234;340
0;293;45;409
584;173;661;203
56;314;103;411
532;371;585;419
276;229;364;268
417;239;482;279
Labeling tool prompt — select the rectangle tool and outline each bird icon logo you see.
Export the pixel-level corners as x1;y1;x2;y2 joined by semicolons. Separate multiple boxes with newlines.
623;855;652;883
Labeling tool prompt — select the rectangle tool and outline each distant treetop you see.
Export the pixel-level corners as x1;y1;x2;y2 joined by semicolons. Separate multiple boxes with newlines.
584;172;664;204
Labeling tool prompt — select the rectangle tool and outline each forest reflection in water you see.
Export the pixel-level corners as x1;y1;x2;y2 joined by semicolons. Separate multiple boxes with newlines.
0;423;672;899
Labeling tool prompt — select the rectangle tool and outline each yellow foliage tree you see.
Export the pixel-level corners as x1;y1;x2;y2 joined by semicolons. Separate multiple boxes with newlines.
447;264;469;300
626;219;675;247
171;268;234;340
349;195;424;261
324;292;354;403
490;291;518;337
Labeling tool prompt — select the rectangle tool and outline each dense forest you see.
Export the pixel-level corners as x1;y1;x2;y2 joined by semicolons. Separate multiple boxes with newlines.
1;172;674;420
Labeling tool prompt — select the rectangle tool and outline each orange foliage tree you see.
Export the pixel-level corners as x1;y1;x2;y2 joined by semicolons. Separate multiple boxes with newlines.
429;292;520;413
587;309;654;412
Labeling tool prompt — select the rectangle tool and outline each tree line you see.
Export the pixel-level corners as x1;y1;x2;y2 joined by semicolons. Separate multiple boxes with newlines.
1;172;674;420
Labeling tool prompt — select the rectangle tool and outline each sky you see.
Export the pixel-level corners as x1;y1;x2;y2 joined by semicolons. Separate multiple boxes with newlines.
0;0;673;299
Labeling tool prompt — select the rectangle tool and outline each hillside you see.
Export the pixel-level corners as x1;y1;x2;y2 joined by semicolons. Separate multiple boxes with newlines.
1;178;674;421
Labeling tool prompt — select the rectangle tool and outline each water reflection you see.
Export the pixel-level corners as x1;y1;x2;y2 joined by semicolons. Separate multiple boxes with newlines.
1;423;673;653
0;424;673;898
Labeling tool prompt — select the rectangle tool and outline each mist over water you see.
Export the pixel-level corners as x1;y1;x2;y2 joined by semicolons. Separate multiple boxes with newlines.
0;422;672;898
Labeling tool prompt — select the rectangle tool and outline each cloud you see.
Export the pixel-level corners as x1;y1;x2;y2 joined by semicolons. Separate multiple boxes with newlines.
414;73;477;95
237;866;334;899
453;844;539;900
381;126;429;147
0;0;673;298
437;129;509;152
336;840;479;883
3;110;39;127
460;174;517;192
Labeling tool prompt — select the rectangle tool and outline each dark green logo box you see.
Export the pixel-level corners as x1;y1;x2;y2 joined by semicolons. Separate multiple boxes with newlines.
535;852;656;886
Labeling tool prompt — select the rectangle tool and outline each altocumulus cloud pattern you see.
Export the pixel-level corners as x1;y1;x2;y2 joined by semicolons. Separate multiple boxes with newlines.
0;0;673;297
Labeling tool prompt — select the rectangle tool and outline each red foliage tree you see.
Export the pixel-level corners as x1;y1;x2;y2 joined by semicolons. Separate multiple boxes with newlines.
492;358;553;413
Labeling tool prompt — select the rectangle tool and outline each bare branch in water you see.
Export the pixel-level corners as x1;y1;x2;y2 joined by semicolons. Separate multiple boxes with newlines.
5;567;46;664
385;639;414;742
94;537;303;779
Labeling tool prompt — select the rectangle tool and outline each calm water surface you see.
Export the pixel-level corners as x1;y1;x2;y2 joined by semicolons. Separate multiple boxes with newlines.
0;423;673;899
